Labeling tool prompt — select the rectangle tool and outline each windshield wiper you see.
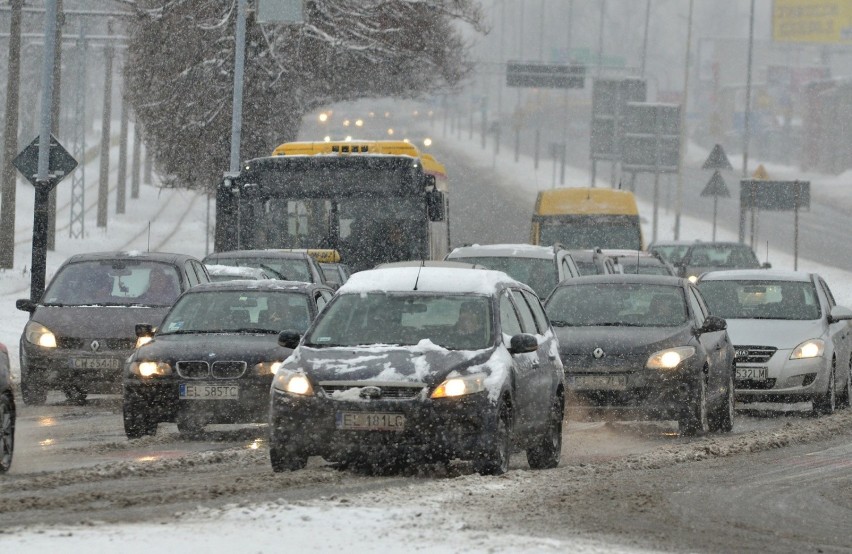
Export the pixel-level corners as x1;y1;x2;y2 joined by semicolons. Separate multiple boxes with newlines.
259;264;287;280
592;322;644;327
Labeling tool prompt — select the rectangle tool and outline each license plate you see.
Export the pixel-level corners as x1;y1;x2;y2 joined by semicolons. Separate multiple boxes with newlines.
69;358;121;370
736;366;768;381
571;374;628;391
335;412;405;431
179;383;239;400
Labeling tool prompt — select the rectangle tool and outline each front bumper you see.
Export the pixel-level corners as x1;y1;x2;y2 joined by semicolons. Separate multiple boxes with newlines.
269;389;497;461
564;364;698;420
21;341;130;393
735;349;830;403
124;376;274;424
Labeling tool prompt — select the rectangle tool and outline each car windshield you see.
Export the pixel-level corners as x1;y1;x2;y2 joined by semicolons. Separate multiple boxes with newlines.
42;260;181;307
448;256;555;298
321;265;342;285
305;293;493;350
159;290;313;334
650;244;690;264
698;280;821;320
546;283;688;327
686;245;760;268
212;257;311;282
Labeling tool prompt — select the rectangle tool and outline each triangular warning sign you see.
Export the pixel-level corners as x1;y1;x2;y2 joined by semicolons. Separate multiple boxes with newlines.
752;164;770;180
700;170;731;198
702;144;733;170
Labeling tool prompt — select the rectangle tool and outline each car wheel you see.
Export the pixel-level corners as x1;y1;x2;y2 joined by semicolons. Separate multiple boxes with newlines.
527;391;564;470
474;399;511;476
63;386;87;406
176;412;206;438
269;440;308;472
0;394;14;473
708;371;735;433
813;360;836;416
679;370;709;437
20;376;47;405
123;402;157;439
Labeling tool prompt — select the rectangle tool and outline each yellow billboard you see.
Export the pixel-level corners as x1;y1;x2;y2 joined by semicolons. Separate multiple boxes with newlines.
773;0;852;44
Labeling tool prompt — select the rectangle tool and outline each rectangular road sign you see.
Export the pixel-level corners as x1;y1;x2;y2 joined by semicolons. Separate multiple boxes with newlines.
740;180;810;210
590;78;646;161
506;62;585;89
621;102;681;174
257;0;304;24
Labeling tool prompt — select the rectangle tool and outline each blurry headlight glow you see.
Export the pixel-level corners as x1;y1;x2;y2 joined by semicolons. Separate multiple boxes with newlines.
687;275;698;284
254;361;283;375
25;322;57;348
646;346;696;370
790;339;824;360
431;373;487;399
273;371;314;396
131;361;172;378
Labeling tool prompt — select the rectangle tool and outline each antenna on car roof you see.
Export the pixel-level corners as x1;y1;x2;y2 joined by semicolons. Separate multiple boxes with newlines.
413;259;425;291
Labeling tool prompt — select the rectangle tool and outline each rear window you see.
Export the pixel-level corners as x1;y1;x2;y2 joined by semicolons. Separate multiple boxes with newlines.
211;257;311;282
43;260;181;307
448;256;556;299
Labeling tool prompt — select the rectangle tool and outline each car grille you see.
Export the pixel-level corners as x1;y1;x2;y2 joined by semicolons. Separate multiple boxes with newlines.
736;379;776;390
177;361;210;379
319;381;425;400
211;361;246;379
733;346;777;364
57;338;136;350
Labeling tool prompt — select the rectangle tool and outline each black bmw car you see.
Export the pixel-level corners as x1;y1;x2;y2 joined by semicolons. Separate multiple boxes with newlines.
123;280;334;438
0;341;14;473
545;274;735;435
269;267;565;475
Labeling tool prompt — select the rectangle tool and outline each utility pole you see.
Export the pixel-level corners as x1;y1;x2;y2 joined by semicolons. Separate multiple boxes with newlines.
117;81;129;214
228;0;248;174
597;0;606;76
131;119;141;198
47;0;64;251
674;0;693;240
69;26;87;239
0;0;23;269
641;0;651;77
97;23;114;228
740;0;756;242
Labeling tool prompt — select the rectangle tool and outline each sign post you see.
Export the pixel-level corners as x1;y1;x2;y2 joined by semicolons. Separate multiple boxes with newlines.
700;144;733;241
740;179;809;270
13;134;77;302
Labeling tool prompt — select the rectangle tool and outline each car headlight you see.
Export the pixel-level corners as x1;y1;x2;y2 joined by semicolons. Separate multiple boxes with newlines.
254;361;283;375
25;321;57;348
135;336;153;349
130;361;172;378
646;346;696;370
431;373;487;399
272;370;314;396
790;339;824;360
687;275;698;284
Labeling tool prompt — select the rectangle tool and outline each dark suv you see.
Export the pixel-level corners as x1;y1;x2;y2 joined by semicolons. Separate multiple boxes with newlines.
16;252;210;404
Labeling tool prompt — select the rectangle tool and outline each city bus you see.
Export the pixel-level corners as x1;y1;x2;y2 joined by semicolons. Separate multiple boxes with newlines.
530;188;643;250
215;140;449;272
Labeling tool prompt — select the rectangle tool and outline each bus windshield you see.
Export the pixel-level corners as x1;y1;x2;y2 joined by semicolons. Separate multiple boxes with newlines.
540;216;642;250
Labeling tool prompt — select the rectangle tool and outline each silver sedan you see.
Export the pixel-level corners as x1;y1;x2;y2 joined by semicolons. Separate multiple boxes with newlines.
697;269;852;414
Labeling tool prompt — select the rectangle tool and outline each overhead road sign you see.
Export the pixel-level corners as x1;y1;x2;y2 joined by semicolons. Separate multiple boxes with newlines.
506;62;585;89
13;134;77;190
621;102;681;174
702;144;733;170
772;0;852;44
590;78;646;162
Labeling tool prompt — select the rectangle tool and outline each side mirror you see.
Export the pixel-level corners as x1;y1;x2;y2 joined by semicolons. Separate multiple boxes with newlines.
426;190;445;222
278;329;302;350
16;299;36;313
509;333;538;355
135;323;155;338
828;306;852;324
762;262;772;269
699;315;727;333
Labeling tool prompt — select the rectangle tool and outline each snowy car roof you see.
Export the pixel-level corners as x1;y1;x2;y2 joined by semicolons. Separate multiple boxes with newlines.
205;264;269;279
447;243;555;260
698;269;813;282
339;267;522;295
189;280;326;293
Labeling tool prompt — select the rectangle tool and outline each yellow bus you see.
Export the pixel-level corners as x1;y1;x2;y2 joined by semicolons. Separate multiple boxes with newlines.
531;188;643;250
215;140;449;272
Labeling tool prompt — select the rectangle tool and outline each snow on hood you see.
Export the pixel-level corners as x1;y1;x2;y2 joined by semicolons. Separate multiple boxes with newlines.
724;318;827;350
339;267;518;295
